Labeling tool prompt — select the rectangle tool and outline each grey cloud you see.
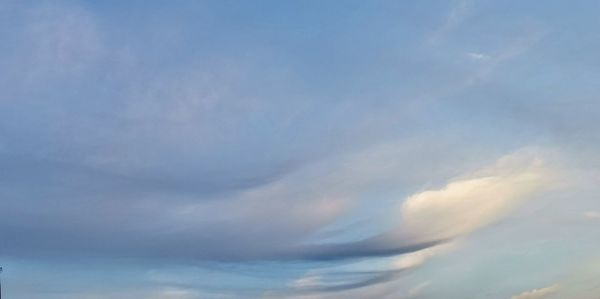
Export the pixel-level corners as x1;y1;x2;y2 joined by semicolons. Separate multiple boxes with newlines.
0;149;446;262
280;239;446;262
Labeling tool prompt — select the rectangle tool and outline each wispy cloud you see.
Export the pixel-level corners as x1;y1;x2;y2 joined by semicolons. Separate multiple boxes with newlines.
426;0;471;46
511;284;560;299
467;52;491;61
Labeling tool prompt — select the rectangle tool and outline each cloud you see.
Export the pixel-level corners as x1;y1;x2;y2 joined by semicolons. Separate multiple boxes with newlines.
468;52;491;61
455;31;545;90
583;211;600;220
407;281;431;298
0;138;444;262
271;150;552;298
290;275;322;289
511;285;560;299
389;150;551;243
38;287;224;299
426;0;471;46
391;243;458;270
280;243;455;297
287;149;551;262
0;131;504;262
274;270;432;299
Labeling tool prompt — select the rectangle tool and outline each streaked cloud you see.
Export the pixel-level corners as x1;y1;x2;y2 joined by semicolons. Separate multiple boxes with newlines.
392;243;458;270
511;284;560;299
272;150;551;296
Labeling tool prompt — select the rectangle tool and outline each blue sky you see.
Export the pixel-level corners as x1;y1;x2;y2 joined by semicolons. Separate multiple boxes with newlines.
1;0;600;298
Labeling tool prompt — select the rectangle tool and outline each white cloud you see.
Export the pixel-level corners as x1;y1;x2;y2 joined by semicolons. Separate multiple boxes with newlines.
583;211;600;220
396;150;551;242
468;52;491;61
290;274;322;289
511;284;560;299
392;242;458;270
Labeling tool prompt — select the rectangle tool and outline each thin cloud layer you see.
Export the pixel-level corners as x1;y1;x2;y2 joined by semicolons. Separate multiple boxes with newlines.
2;1;600;298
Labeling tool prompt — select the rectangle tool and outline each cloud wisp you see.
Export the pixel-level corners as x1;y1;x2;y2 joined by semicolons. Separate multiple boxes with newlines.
511;284;560;299
426;0;472;46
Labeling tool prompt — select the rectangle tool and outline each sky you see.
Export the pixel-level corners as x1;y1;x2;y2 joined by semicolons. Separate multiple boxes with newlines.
1;0;600;298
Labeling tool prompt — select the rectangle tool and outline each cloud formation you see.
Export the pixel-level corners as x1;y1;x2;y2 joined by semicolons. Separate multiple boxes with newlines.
396;151;550;242
272;151;551;296
511;285;560;299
